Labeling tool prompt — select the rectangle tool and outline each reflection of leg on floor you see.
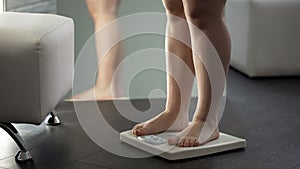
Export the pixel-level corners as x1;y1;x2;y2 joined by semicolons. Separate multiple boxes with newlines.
72;0;123;100
133;0;231;147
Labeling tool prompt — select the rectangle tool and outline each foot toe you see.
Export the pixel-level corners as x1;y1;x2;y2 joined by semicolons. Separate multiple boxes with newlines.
132;124;143;135
135;127;148;136
177;138;188;147
189;138;196;147
183;138;190;147
194;139;201;146
177;139;184;147
177;137;200;147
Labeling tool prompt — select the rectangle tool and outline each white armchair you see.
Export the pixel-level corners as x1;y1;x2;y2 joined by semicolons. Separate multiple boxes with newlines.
225;0;300;77
0;12;74;161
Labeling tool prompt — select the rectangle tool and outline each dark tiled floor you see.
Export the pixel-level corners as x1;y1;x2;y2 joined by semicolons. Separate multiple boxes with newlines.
1;69;300;169
57;162;108;169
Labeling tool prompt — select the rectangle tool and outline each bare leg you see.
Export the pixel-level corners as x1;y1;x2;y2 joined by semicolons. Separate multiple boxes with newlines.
169;0;231;147
132;0;195;136
72;0;123;100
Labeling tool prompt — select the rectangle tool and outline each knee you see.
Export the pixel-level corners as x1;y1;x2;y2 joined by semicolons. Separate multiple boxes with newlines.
86;0;118;21
187;14;213;30
182;1;221;29
162;0;185;18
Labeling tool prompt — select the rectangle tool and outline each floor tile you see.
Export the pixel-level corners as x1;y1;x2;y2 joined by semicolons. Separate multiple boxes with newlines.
57;162;109;169
0;129;20;160
78;143;154;169
1;69;300;169
0;110;103;169
292;163;300;169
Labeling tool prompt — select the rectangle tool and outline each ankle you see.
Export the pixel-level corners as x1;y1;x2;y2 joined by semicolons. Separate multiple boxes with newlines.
94;84;111;91
192;118;206;124
164;108;180;116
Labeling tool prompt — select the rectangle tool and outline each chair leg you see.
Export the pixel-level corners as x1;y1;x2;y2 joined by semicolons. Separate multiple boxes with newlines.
0;123;32;162
44;111;61;126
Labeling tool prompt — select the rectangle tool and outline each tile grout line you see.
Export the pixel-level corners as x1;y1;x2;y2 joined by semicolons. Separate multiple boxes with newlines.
0;154;15;162
74;150;104;162
77;161;112;169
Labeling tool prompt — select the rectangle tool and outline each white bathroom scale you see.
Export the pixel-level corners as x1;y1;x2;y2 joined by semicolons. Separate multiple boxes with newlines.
120;130;246;160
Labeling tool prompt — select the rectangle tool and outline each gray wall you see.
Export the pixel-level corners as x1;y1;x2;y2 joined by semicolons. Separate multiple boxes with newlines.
6;0;56;13
57;0;197;98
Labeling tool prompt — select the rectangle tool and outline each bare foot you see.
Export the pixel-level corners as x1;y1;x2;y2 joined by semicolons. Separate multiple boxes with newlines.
132;110;189;136
71;86;113;100
168;120;219;147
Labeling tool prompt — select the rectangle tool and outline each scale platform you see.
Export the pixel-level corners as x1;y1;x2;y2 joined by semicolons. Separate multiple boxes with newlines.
120;130;246;160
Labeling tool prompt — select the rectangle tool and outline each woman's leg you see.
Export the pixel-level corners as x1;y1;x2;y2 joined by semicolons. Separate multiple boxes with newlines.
169;0;231;147
72;0;123;100
132;0;195;135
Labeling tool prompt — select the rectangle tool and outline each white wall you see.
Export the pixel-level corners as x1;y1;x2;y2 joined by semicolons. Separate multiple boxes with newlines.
0;0;4;12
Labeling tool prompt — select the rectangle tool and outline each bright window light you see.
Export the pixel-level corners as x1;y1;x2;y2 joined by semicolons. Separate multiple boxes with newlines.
0;0;4;12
